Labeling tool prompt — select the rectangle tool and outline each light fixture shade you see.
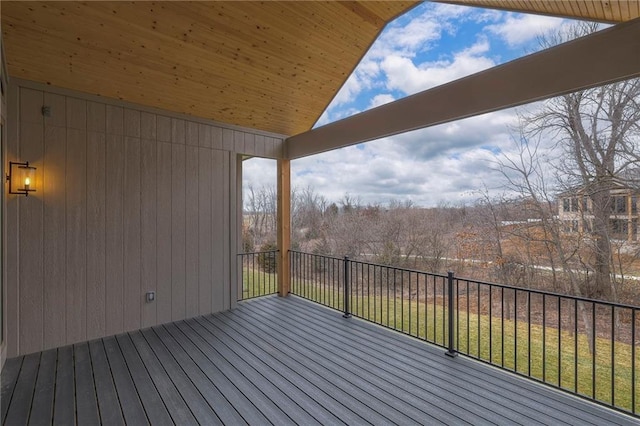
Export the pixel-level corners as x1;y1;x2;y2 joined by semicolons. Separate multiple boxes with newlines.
7;161;37;196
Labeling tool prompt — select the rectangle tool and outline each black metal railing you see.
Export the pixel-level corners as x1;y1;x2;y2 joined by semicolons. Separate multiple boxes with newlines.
289;250;639;416
289;251;347;311
452;276;639;416
291;250;452;347
238;250;278;300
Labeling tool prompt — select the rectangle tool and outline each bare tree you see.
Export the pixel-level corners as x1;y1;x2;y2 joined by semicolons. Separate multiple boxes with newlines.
291;185;328;245
244;184;277;247
522;22;640;301
495;131;601;350
327;194;366;258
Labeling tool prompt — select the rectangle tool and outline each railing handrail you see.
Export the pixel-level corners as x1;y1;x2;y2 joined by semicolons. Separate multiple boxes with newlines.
238;249;279;256
290;250;640;310
289;249;345;263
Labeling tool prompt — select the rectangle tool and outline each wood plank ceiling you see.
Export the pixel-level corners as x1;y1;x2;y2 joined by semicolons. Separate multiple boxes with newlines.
1;1;417;136
438;1;640;23
2;1;639;137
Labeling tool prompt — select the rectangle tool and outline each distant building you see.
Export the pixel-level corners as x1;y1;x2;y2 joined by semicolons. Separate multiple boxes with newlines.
557;180;639;242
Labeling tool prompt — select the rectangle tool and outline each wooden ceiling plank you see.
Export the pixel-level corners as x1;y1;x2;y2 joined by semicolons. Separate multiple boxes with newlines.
3;2;360;133
4;1;636;136
286;17;640;158
532;1;552;16
584;1;601;20
82;2;358;81
632;0;640;19
2;1;414;135
160;2;372;67
544;1;565;18
6;37;305;133
613;1;628;21
572;1;590;19
3;18;318;104
564;1;583;20
337;2;385;27
596;0;614;22
434;0;636;22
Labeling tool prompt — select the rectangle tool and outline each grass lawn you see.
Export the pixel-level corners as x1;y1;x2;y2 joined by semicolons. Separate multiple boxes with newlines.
241;266;277;299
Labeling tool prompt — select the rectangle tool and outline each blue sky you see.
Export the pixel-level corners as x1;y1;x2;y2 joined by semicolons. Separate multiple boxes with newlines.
244;2;572;207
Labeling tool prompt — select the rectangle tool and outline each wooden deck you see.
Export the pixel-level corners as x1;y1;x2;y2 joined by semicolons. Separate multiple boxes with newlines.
1;295;636;425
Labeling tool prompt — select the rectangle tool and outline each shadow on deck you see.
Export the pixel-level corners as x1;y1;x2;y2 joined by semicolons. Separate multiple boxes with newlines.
1;295;636;425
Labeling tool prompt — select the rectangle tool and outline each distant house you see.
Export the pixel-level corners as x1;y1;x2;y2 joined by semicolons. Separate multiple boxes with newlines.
558;180;639;242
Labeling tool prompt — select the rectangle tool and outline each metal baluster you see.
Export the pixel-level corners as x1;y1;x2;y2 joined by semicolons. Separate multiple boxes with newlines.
446;271;457;357
611;305;615;406
343;256;351;318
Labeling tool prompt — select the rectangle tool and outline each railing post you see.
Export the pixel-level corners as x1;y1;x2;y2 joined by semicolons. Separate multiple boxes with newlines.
446;271;457;357
343;256;351;318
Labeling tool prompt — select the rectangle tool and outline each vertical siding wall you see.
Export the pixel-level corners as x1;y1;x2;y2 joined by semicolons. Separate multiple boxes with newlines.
1;37;8;369
5;80;284;357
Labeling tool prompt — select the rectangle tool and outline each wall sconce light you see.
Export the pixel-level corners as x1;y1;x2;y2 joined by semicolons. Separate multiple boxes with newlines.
6;161;37;196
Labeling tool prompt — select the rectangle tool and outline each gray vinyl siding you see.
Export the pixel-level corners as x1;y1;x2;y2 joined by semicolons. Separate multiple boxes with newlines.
4;78;285;357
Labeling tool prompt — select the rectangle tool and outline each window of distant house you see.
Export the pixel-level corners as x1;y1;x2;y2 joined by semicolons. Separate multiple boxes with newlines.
563;197;581;212
631;196;638;214
582;196;589;212
610;218;628;237
612;196;627;214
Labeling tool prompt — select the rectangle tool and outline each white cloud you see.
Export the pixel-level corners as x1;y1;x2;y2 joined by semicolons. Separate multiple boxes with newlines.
331;73;364;107
487;14;565;47
381;38;495;95
287;109;524;207
369;94;395;109
317;2;508;128
369;13;444;60
295;5;575;206
318;3;464;125
245;104;559;208
314;110;330;127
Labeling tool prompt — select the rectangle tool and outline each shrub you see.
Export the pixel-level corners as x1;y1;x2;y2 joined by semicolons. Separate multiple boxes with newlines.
242;230;255;253
258;242;278;273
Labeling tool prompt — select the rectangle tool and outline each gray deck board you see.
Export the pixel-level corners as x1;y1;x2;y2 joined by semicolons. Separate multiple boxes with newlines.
128;330;197;425
256;296;586;425
74;342;100;425
28;349;57;426
4;352;39;425
115;333;173;426
1;295;637;425
102;336;148;425
214;310;432;425
52;345;75;425
190;316;334;425
140;327;230;425
156;324;269;425
229;302;501;425
88;339;125;426
278;296;637;425
277;296;628;425
171;320;300;425
1;356;23;424
206;313;393;425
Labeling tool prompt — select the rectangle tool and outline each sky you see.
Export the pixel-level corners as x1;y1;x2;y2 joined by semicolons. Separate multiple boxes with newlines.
243;2;574;207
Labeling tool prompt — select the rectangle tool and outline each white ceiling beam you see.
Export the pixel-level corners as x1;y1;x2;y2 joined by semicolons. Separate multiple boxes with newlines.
286;18;640;159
